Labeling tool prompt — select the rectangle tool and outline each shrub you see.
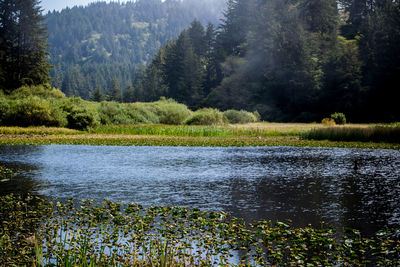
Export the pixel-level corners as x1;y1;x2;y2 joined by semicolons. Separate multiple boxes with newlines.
98;101;130;125
223;109;257;124
4;97;67;127
67;106;98;130
124;103;160;124
331;112;346;125
253;110;261;122
0;97;10;124
152;98;192;125
321;118;336;126
185;108;224;125
10;85;66;100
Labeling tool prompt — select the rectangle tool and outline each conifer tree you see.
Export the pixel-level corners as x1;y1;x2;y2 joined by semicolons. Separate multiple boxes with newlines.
91;87;105;102
0;0;51;91
109;76;122;102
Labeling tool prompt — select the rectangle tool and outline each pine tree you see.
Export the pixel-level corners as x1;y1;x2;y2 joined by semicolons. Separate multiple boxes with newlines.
109;76;122;102
123;83;135;103
91;87;105;102
0;0;51;91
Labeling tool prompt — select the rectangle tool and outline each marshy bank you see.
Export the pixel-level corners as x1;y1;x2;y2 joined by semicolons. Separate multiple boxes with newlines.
1;123;399;149
1;195;399;266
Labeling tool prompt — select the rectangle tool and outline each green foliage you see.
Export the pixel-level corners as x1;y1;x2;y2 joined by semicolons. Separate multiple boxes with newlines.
321;118;336;126
3;96;67;127
98;101;129;125
123;103;160;124
331;112;346;125
66;105;98;130
9;85;65;99
223;109;258;124
185;108;224;125
0;98;9;124
1;195;399;266
45;0;226;99
152;98;192;125
0;0;51;91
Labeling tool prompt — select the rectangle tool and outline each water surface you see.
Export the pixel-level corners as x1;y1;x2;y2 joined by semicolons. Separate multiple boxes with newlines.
0;145;399;235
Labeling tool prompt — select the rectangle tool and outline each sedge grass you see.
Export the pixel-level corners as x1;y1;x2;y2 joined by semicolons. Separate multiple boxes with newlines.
0;126;81;135
0;124;399;149
303;126;400;143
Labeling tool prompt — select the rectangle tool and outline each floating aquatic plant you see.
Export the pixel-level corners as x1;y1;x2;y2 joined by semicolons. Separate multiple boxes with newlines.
1;194;399;266
0;166;13;182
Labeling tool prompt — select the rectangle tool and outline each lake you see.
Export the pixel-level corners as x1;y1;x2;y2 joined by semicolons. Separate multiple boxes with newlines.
0;145;399;236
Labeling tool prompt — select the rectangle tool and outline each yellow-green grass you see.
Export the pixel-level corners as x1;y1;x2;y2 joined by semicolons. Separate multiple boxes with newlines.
0;126;81;135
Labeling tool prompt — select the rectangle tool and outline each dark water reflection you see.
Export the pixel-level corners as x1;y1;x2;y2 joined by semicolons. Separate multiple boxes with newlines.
0;145;399;235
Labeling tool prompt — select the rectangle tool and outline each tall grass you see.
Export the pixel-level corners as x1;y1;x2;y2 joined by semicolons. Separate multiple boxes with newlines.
91;124;304;137
303;126;400;143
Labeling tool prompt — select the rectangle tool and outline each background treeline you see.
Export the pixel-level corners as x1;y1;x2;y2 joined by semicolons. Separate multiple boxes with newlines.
134;0;400;122
45;0;226;99
0;85;259;130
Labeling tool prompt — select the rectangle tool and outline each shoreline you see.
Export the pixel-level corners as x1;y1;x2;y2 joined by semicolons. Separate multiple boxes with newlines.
0;133;398;149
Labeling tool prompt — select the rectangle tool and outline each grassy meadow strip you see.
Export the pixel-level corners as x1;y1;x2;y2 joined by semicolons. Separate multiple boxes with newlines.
0;126;81;135
0;134;399;149
1;194;399;266
303;126;400;143
90;123;308;137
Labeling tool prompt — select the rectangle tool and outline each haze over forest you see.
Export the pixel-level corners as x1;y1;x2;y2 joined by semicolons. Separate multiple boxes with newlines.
2;0;399;122
45;0;226;99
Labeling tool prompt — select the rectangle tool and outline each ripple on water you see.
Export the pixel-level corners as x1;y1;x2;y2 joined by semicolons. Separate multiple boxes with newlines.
0;145;399;236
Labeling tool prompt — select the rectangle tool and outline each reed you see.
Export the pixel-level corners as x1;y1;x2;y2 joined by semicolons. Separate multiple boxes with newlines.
303;126;400;143
90;124;305;137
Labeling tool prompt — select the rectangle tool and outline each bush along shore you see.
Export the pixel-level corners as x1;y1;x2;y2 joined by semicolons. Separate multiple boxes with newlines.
0;194;399;266
1;86;399;149
0;86;259;130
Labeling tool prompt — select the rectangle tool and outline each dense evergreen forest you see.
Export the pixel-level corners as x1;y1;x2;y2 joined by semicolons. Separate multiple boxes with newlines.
45;0;226;99
135;0;400;122
1;0;399;123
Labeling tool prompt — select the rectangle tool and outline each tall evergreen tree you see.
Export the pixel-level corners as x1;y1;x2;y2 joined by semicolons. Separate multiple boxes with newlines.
0;0;51;91
109;76;122;102
91;87;105;102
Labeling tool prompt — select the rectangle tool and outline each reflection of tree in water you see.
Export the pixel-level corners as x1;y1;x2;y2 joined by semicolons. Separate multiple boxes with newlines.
339;154;400;235
0;145;45;196
223;148;400;237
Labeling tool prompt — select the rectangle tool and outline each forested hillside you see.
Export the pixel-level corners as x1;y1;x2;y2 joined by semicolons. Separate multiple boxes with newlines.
136;0;400;122
45;0;226;99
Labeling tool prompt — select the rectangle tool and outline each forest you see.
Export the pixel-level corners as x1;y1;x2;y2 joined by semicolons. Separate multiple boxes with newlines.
45;0;226;99
135;0;400;122
1;0;399;124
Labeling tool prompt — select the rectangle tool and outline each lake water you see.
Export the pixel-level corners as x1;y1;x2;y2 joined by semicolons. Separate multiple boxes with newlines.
0;145;399;236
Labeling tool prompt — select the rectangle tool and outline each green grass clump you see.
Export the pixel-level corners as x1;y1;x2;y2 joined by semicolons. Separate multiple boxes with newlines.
1;195;399;266
303;126;400;143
